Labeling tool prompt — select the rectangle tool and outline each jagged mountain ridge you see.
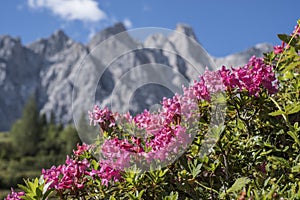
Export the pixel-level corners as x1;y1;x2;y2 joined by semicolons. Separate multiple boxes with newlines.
0;23;273;131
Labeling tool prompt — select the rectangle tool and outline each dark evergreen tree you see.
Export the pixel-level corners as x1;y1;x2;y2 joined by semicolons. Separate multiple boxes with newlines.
10;95;42;156
59;125;80;154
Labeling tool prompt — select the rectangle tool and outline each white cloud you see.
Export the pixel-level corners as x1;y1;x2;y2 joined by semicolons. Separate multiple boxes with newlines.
27;0;106;22
123;18;132;29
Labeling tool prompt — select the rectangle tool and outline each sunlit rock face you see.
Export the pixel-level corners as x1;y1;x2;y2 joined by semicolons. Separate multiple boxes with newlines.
0;23;272;131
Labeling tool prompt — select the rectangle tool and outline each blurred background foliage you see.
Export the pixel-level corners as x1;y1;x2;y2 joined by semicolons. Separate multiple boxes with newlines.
0;95;80;199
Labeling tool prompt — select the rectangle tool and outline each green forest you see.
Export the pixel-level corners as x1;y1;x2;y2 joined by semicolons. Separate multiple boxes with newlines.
0;96;80;199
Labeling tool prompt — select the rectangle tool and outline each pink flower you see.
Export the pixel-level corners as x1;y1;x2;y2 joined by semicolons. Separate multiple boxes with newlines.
293;25;300;35
134;110;152;129
220;56;277;96
100;136;145;171
192;77;210;101
93;164;121;186
5;188;25;200
274;45;284;54
219;66;239;90
161;94;182;125
89;105;116;130
202;68;225;93
181;87;199;119
42;156;91;191
133;109;165;135
73;143;91;156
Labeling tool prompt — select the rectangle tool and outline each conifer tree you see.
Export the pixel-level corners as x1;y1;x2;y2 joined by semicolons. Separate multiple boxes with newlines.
10;95;41;156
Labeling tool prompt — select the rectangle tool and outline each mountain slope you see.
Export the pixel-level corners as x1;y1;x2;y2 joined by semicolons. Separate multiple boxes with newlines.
0;23;273;131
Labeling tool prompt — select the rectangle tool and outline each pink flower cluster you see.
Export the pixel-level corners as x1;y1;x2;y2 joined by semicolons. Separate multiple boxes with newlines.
5;188;25;200
34;55;278;197
73;143;90;156
134;110;164;134
91;163;121;186
88;56;278;173
89;106;116;130
100;137;144;171
161;94;182;124
144;125;191;161
220;56;277;96
274;43;284;54
192;77;210;101
42;144;121;190
98;124;192;170
42;156;91;190
89;69;224;171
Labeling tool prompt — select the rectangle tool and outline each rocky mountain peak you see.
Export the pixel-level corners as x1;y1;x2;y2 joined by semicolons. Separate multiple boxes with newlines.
244;43;273;58
27;29;72;57
88;22;127;50
105;22;127;35
0;35;21;47
144;33;168;48
0;23;273;131
0;35;22;57
175;23;197;41
214;43;273;68
253;43;273;53
50;29;70;45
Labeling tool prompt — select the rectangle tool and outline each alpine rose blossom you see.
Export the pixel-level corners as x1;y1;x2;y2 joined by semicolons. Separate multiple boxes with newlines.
274;45;284;54
89;105;116;129
5;188;25;200
42;156;91;190
220;56;277;96
38;54;279;197
73;143;91;156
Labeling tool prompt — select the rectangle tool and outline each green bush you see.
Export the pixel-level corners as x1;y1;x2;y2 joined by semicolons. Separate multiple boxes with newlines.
0;98;80;196
5;20;300;200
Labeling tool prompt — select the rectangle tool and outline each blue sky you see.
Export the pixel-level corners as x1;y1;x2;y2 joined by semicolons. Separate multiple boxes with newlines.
0;0;299;57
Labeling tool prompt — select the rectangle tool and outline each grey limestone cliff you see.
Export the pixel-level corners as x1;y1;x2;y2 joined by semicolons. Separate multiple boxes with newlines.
0;23;273;131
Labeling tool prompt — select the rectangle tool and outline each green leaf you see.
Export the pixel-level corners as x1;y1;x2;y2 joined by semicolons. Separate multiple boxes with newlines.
266;184;278;199
285;103;300;115
163;191;179;200
281;61;300;73
42;189;54;200
291;164;300;173
109;196;117;200
267;156;289;167
159;169;168;178
137;190;145;199
125;177;134;184
278;34;292;44
260;149;273;156
18;184;31;193
278;34;297;46
264;177;271;187
269;110;286;116
287;130;300;146
220;177;250;198
127;191;138;200
36;187;42;197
